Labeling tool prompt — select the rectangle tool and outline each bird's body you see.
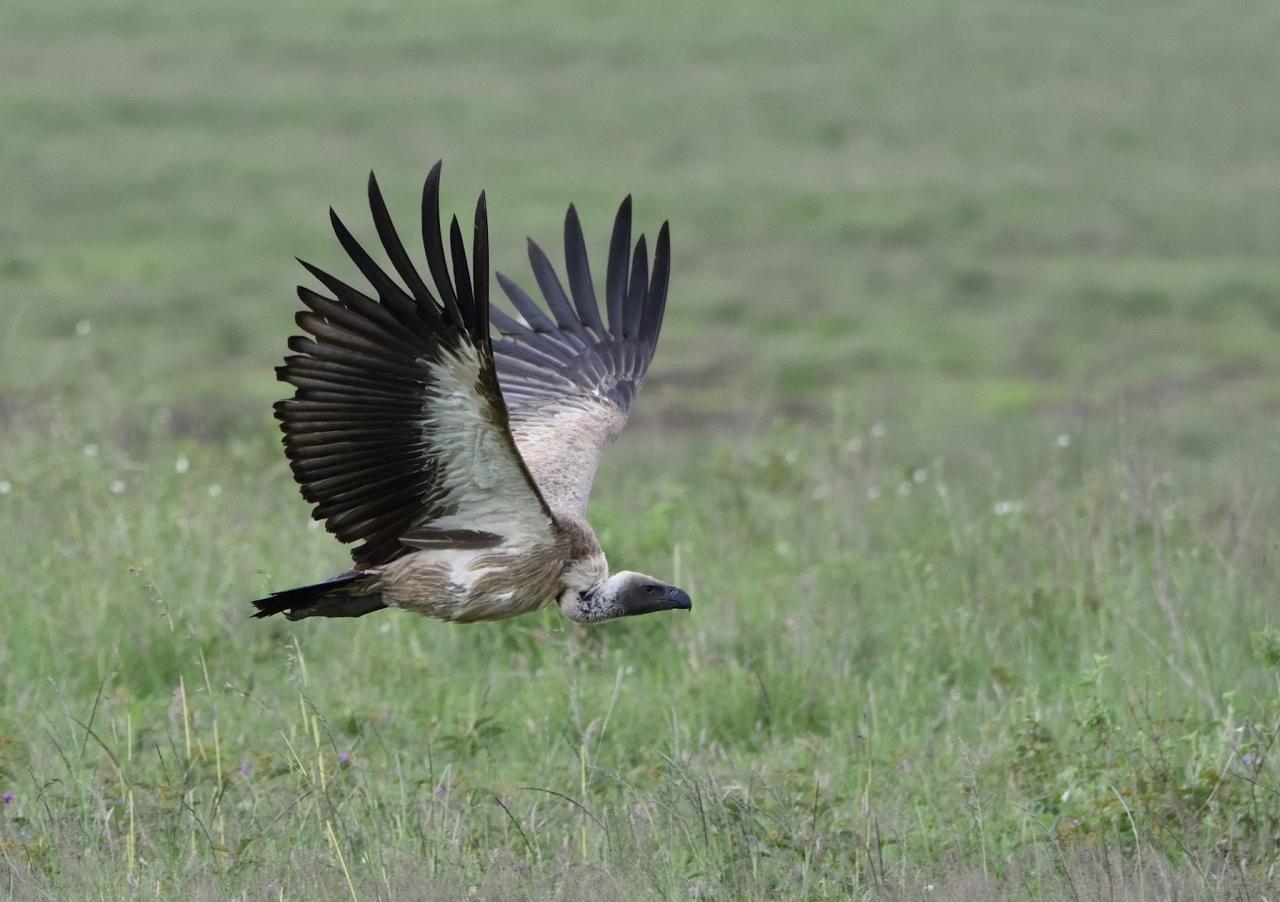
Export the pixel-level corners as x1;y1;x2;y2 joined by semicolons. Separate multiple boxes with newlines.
251;162;691;626
373;517;601;623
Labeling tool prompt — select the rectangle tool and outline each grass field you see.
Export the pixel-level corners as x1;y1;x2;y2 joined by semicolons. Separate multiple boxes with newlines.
4;0;1280;898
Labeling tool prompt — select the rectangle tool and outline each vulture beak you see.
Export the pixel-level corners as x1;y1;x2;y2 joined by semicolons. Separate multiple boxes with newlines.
622;582;693;617
665;586;693;611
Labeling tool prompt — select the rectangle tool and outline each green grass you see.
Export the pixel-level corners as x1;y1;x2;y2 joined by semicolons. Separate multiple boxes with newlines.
4;0;1280;898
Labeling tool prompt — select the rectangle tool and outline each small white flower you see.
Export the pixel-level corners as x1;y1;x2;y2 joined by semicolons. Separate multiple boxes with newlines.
1057;433;1071;448
109;479;126;495
82;443;99;458
1061;789;1070;802
74;319;92;337
866;485;881;501
993;500;1020;516
897;481;912;496
174;455;189;474
207;483;222;498
935;482;949;498
870;421;886;439
0;480;11;495
912;467;927;484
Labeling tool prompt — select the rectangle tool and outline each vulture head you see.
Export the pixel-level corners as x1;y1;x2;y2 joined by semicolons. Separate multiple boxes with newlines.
561;571;693;623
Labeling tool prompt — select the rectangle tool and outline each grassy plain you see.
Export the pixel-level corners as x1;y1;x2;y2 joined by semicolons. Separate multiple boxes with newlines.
3;0;1280;898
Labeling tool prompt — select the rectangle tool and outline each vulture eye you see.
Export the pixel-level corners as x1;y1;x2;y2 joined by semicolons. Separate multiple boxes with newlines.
645;585;660;594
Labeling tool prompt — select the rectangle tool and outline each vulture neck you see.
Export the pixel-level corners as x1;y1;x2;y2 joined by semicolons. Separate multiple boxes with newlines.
560;583;627;624
553;515;614;623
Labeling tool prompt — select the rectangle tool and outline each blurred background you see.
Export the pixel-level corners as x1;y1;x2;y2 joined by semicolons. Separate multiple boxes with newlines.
3;1;1280;897
7;1;1280;446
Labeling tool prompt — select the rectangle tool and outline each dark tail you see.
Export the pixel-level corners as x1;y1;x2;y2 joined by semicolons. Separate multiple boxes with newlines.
250;571;385;621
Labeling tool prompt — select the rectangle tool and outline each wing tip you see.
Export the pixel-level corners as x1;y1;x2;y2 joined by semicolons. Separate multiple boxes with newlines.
424;159;444;197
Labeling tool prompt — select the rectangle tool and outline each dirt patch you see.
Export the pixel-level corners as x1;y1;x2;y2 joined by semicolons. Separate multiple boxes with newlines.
161;400;268;443
1117;361;1262;408
1039;361;1264;420
628;394;823;436
644;353;741;392
0;392;51;436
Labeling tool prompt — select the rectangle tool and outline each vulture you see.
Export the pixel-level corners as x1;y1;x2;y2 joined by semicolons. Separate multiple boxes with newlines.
250;162;692;625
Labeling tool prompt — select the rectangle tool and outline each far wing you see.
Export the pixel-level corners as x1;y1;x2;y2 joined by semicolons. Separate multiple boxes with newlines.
491;198;672;516
275;163;554;567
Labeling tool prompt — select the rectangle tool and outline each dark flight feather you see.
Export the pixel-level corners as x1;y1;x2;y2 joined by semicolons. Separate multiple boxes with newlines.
492;196;671;421
275;163;549;567
604;196;632;336
563;205;607;335
420;161;464;329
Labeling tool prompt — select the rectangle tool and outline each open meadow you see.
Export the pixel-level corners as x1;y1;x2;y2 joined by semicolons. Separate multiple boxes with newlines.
3;1;1280;898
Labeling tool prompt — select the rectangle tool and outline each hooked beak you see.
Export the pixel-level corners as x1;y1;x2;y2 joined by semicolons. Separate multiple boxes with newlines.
622;583;693;617
665;586;693;611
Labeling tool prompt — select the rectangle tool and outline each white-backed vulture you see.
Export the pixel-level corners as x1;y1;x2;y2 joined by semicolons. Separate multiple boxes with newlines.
250;162;692;625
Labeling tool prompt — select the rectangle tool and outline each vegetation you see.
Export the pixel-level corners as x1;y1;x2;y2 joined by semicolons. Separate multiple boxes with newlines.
3;0;1280;897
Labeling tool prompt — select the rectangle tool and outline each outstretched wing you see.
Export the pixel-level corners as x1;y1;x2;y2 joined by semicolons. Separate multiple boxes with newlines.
275;163;553;568
491;198;671;516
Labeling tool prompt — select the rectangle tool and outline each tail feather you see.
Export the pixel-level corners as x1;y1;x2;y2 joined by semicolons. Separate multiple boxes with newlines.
250;571;384;620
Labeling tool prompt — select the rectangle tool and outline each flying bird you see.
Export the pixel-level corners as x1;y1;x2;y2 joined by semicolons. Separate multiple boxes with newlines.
250;162;692;625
